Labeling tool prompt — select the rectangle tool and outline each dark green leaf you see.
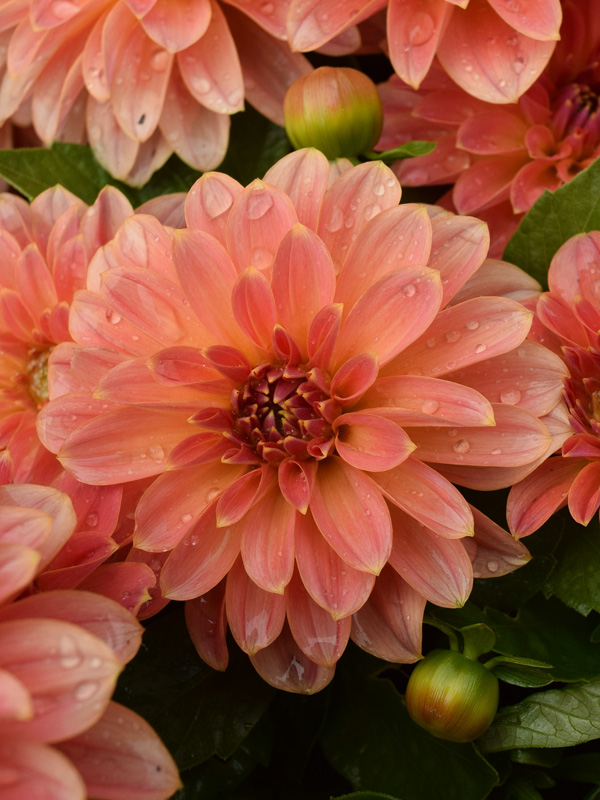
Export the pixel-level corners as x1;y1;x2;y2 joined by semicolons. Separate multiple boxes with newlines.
553;753;600;784
510;749;563;768
545;516;600;616
485;597;600;683
460;623;496;660
480;680;600;752
114;606;274;771
367;141;437;163
321;669;498;800
503;157;600;288
491;665;554;689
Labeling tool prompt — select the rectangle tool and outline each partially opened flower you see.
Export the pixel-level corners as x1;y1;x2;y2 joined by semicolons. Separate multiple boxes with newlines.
39;149;560;692
0;482;180;800
378;0;600;255
508;232;600;536
0;0;310;184
287;0;560;104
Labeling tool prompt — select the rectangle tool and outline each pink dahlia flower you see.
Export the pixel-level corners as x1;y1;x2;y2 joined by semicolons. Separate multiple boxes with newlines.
508;232;600;536
0;0;310;184
39;149;560;692
0;482;180;800
378;0;600;255
287;0;560;104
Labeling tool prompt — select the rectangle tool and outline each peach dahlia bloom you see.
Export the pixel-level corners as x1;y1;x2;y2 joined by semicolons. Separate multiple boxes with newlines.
288;0;560;104
0;482;180;800
0;0;310;184
378;0;600;255
508;232;600;536
38;149;560;692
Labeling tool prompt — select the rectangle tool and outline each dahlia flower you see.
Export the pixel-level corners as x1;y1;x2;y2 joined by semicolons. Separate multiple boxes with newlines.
0;0;310;184
0;482;180;800
39;149;560;692
508;232;600;536
378;0;600;255
287;0;561;104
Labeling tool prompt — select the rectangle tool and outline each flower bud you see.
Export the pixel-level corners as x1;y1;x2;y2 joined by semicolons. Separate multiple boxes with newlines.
405;650;499;743
283;67;383;159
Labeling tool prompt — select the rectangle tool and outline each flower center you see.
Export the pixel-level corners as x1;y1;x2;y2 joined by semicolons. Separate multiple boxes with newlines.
230;362;339;464
554;82;600;138
26;347;50;409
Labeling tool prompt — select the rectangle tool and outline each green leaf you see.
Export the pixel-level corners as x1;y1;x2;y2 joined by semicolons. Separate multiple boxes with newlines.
503;156;600;288
485;597;600;683
460;623;496;660
510;749;563;768
114;606;274;771
320;665;498;800
480;680;600;752
545;516;600;616
553;753;600;785
219;105;292;185
366;141;437;163
332;794;404;800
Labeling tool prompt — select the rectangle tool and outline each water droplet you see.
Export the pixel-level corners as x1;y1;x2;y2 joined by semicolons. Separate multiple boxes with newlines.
207;488;220;502
105;309;121;324
500;387;522;405
490;448;502;455
453;439;471;454
364;203;381;220
227;88;243;106
247;192;273;220
325;205;344;233
260;1;274;13
251;248;272;270
59;636;82;669
373;182;385;197
474;343;486;354
512;56;526;74
89;657;102;669
447;428;458;437
149;444;165;463
426;337;436;348
402;283;416;297
408;11;435;46
202;181;233;219
421;399;440;414
465;320;479;330
193;77;211;94
487;560;499;573
75;682;100;701
151;50;169;72
51;0;79;19
181;513;192;524
86;512;99;528
445;329;461;343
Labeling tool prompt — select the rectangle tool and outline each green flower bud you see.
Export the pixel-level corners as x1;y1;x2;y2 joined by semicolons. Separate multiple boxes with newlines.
283;67;383;159
405;650;499;743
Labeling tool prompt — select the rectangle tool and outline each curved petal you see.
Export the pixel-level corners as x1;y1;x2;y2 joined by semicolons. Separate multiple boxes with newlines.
0;738;86;800
428;214;490;306
263;148;330;231
333;411;415;471
462;506;530;578
487;0;561;40
141;0;211;51
184;172;243;244
387;0;451;89
231;267;277;349
568;461;600;526
287;0;386;50
185;582;229;671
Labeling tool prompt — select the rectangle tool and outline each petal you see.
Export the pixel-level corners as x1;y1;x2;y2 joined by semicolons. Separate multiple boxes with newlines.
330;353;379;406
351;565;425;662
388;505;473;607
0;739;85;800
0;666;32;720
185;582;228;671
487;0;561;40
184;172;243;244
77;563;156;617
428;214;490;306
295;510;375;619
216;466;276;527
371;456;474;538
231;267;277;349
87;98;139;181
457;109;528;154
310;456;392;574
387;0;451;89
140;0;211;51
568;461;600;526
333;411;415;471
0;543;39;604
263;148;330;231
287;0;386;50
278;459;316;514
453;153;530;214
463;506;530;578
225;556;286;654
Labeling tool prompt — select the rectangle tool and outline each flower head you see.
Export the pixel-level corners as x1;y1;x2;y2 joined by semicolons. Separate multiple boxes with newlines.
378;0;600;254
0;0;310;183
287;0;561;103
40;149;556;692
509;232;600;535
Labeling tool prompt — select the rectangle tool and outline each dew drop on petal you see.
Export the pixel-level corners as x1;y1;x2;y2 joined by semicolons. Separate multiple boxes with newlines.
491;448;502;455
181;513;192;524
474;343;486;354
151;50;170;72
325;205;344;233
421;399;440;414
193;77;211;94
203;182;233;219
59;636;82;669
247;192;274;220
500;388;522;405
75;682;100;701
445;329;461;343
487;560;499;573
453;439;470;454
408;11;435;45
465;320;479;330
402;283;416;297
85;512;99;528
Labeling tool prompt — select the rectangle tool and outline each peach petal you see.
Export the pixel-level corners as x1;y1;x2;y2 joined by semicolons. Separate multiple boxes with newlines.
111;214;175;280
450;257;541;305
453;153;531;214
86;98;140;181
0;666;32;720
330;353;378;407
185;582;229;671
537;293;588;347
507;457;584;536
429;215;490;306
216;466;276;527
231;267;277;349
510;159;561;214
250;621;335;693
177;0;244;113
32;37;85;143
82;8;110;101
388;505;473;607
58;406;192;483
238;487;296;594
36;394;113;456
0;738;86;800
286;571;351;667
334;411;415;472
372;456;474;539
306;303;342;370
147;345;226;388
124;548;170;620
263;148;330;231
332;266;443;370
134;193;186;228
184;172;243;244
318;160;401;270
37;532;118;591
81;187;134;259
94;358;203;409
77;563;156;617
167;432;231;469
57;701;182;800
387;0;451;89
487;0;561;40
548;233;600;305
134;461;244;551
0;617;120;742
310;456;392;574
457;109;528;154
141;0;211;52
225;556;286;654
351;565;425;662
568;461;600;526
0;505;53;549
0;543;39;603
462;506;530;578
161;501;242;600
287;0;386;51
278;458;316;514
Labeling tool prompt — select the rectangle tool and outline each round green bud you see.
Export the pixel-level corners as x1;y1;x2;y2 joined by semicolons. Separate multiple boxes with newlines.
283;66;383;159
405;650;499;743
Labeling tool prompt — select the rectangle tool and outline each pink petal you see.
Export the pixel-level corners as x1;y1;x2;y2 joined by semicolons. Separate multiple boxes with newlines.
216;466;276;527
225;180;297;274
388;505;473;607
185;582;229;671
83;8;111;101
333;411;415;471
250;621;335;693
438;1;556;103
317;160;401;270
388;296;532;378
110;214;175;281
357;375;494;427
278;458;316;514
330;353;379;406
231;267;277;349
295;510;375;618
37;532;118;591
31;36;84;143
507;457;584;536
487;0;561;40
0;738;86;800
310;456;392;574
453;153;530;214
0;666;32;720
0;543;39;604
428;214;491;306
372;456;474;538
161;501;242;600
510;159;561;214
335;204;433;313
0;505;53;550
167;432;231;469
568;461;600;526
0;617;120;742
263;148;330;231
287;0;386;51
306;303;342;370
462;506;530;578
286;570;351;667
457;109;528;154
238;487;296;593
94;358;202;409
184;172;243;244
36;394;114;455
87;98;139;181
81;186;134;258
134;193;186;228
77;563;156;616
177;0;244;113
57;701;182;800
387;0;451;89
548;232;600;305
141;0;211;51
450;257;541;305
225;556;286;654
351;565;425;662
